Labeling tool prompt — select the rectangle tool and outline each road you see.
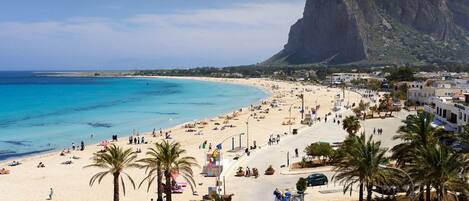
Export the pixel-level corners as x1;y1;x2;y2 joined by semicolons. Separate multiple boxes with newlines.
224;113;350;201
222;109;412;201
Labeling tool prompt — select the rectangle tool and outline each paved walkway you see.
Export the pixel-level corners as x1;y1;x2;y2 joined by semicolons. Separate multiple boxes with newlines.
221;109;414;201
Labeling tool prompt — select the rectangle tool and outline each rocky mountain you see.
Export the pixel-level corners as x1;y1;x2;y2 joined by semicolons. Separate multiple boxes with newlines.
265;0;469;66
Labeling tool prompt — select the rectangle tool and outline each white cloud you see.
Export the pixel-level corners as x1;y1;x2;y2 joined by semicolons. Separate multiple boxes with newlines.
0;2;304;69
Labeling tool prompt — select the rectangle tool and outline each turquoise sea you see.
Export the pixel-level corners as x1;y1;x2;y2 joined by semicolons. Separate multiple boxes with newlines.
0;72;267;160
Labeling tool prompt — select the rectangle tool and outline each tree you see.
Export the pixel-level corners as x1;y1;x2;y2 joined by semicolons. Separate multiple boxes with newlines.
157;140;199;201
358;100;370;120
391;112;444;201
342;116;361;135
333;134;393;201
304;142;333;164
457;124;469;148
138;143;164;201
387;67;415;82
379;95;394;117
407;144;469;201
369;105;378;118
85;145;139;201
353;100;370;120
296;177;307;193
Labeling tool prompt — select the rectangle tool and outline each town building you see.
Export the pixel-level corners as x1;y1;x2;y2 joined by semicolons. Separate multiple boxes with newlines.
330;73;375;84
424;94;469;132
407;80;463;105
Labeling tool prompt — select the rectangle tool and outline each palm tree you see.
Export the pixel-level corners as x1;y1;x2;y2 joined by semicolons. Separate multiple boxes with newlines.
342;116;361;135
407;144;469;201
358;100;370;120
379;95;394;117
333;133;393;201
369;105;378;119
138;143;164;201
85;144;139;201
392;112;442;163
391;112;443;201
157;140;199;201
457;124;469;147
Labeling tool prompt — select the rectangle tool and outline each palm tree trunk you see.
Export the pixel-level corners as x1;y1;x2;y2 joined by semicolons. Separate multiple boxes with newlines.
165;170;172;201
419;186;424;201
366;184;373;201
157;166;163;201
359;183;364;201
426;184;431;201
113;173;120;201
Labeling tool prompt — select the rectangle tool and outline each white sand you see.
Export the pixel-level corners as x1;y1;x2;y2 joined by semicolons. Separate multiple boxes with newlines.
0;77;364;201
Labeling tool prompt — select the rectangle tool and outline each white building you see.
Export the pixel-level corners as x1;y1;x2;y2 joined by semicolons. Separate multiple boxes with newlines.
424;94;469;132
407;80;463;105
331;73;373;84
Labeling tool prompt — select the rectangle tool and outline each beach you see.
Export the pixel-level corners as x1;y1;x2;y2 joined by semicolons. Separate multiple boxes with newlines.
0;77;365;201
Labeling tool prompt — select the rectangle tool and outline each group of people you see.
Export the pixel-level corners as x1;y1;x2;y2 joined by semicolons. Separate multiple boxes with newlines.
267;134;281;145
70;141;85;151
111;135;118;141
200;140;212;151
37;162;45;168
373;128;384;135
129;135;145;145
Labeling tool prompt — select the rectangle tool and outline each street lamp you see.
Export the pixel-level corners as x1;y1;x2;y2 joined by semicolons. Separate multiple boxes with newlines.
289;104;293;135
378;165;415;200
300;94;305;120
246;115;251;149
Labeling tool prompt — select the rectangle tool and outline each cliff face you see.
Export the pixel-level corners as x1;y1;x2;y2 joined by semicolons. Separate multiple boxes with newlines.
265;0;469;65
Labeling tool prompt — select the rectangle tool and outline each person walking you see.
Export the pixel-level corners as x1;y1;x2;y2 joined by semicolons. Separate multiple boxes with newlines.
295;148;299;158
48;188;54;200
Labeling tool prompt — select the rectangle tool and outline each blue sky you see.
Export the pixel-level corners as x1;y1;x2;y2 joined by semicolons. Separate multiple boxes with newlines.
0;0;305;70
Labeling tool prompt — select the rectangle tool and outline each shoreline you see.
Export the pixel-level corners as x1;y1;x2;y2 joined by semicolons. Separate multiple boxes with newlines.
0;76;272;163
0;76;367;201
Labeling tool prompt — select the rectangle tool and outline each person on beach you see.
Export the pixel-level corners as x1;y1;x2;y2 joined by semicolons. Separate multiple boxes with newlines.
48;188;53;200
141;136;145;144
72;143;75;151
295;148;299;158
129;136;133;144
80;141;84;151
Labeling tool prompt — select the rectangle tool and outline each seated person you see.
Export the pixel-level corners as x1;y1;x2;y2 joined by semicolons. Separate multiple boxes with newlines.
37;162;45;168
8;161;21;166
0;168;10;174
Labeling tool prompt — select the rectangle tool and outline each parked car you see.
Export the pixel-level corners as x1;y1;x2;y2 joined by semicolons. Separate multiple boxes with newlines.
306;173;328;186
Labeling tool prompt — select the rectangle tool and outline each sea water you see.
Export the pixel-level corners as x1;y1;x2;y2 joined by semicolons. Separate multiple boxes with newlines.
0;71;267;160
